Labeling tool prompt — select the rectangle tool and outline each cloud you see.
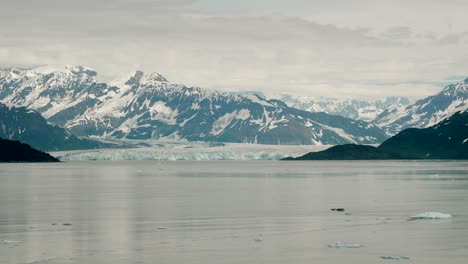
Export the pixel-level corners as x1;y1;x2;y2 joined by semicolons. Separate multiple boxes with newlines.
381;27;413;40
0;0;467;99
435;32;468;45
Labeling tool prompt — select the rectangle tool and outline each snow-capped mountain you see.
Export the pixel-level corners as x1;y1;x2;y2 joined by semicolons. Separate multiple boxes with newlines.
0;103;102;151
278;95;411;122
287;110;468;160
378;111;468;159
374;78;468;135
0;66;388;145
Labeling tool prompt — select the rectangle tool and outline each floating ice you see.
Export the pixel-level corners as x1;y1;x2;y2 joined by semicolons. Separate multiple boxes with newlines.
328;242;364;248
410;212;452;220
376;217;391;221
3;240;20;244
254;235;263;242
381;256;410;260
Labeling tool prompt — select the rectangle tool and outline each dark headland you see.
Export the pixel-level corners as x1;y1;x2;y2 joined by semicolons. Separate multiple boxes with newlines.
284;111;468;160
0;137;59;163
282;144;403;160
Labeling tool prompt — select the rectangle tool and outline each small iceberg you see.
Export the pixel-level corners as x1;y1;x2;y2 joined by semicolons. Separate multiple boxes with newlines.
254;235;263;243
410;212;452;220
3;240;20;244
376;217;391;221
328;242;364;248
381;256;410;260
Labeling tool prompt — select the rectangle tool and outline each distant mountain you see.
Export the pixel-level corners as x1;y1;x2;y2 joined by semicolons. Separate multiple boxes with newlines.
374;78;467;135
278;95;411;122
0;66;388;145
0;137;59;162
379;111;468;159
0;103;103;151
286;111;468;160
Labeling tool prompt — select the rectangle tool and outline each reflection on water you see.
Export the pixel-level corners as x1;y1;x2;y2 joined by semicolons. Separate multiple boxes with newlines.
1;161;468;264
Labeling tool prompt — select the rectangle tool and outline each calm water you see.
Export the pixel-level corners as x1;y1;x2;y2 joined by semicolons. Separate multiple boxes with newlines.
1;161;468;264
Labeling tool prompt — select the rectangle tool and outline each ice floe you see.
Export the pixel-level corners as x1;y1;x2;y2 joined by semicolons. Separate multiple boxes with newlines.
410;212;452;220
254;235;264;243
3;240;20;244
328;242;364;248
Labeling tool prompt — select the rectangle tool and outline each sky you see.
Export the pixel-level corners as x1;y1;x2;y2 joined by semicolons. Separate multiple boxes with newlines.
1;0;468;99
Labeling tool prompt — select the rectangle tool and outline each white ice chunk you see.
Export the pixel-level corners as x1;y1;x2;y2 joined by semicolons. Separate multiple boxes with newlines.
254;235;263;242
3;240;20;244
410;212;452;220
328;242;364;248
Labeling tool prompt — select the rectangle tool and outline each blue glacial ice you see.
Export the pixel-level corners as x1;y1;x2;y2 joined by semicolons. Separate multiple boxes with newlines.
410;212;452;220
51;140;330;161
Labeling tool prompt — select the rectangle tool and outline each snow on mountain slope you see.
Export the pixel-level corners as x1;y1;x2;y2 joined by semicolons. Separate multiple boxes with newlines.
378;111;468;159
0;66;388;145
374;78;468;135
278;95;411;122
0;103;103;151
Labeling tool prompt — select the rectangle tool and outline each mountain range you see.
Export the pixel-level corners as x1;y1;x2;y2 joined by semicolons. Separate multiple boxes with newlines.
0;66;387;146
278;95;411;122
374;78;468;134
279;79;467;136
0;103;103;151
1;65;466;148
378;111;468;159
286;111;468;160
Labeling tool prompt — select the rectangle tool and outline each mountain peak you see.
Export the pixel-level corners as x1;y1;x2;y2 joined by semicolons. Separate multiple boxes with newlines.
146;72;168;82
65;65;97;77
125;70;168;86
384;96;411;106
442;78;468;96
29;65;97;78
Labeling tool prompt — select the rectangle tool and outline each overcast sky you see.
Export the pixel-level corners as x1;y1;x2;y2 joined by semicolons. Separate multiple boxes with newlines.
1;0;467;99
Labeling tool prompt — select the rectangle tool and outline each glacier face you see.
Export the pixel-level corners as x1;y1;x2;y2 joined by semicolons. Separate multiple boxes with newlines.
278;94;411;122
51;141;331;161
374;78;468;135
0;66;388;145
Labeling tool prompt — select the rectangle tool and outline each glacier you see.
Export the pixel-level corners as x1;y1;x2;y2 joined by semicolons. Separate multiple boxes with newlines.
51;140;330;161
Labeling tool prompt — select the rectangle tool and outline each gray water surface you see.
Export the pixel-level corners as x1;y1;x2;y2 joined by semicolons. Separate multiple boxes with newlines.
1;161;468;264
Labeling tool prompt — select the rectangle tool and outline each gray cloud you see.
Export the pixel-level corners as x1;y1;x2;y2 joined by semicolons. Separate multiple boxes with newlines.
435;32;468;45
0;0;467;99
381;27;413;41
